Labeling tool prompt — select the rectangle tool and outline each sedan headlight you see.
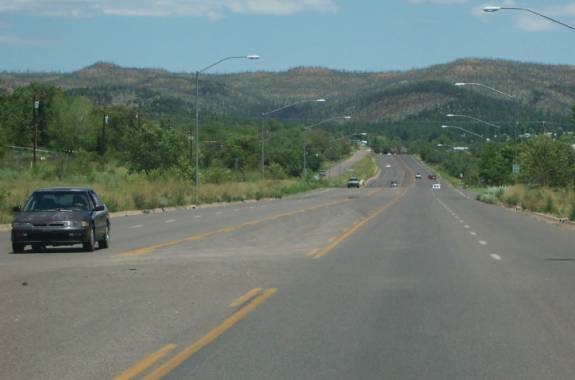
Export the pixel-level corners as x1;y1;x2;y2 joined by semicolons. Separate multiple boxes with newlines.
12;222;33;228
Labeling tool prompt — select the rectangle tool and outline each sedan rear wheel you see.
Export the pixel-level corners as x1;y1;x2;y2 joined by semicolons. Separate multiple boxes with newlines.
83;227;96;252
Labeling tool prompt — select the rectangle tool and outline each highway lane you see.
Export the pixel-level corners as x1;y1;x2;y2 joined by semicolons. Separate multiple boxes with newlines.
160;156;575;380
0;154;405;379
7;153;575;379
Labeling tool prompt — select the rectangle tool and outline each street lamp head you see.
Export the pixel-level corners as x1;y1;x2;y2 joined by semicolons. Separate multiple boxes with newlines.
315;98;327;102
246;55;260;60
446;114;455;117
483;6;502;12
343;116;352;119
454;83;467;86
441;125;449;129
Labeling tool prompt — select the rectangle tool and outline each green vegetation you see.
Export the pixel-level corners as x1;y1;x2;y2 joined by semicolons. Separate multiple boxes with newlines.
495;185;575;219
333;153;379;187
0;83;359;223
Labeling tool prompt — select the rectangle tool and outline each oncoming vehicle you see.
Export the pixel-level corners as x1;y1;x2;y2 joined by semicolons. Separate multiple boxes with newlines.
390;180;398;188
415;173;422;179
347;177;360;188
428;174;437;180
11;188;110;253
432;183;441;189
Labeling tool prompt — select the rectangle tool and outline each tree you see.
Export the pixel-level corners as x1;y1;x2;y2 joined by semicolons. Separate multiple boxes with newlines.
519;136;575;187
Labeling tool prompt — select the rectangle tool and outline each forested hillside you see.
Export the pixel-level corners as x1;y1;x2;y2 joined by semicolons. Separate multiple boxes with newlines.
1;58;574;124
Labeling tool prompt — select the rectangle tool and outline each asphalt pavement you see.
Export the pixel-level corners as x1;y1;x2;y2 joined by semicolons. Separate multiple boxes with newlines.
3;155;575;379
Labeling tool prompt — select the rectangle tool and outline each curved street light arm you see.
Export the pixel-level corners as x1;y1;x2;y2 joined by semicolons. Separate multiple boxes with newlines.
486;6;575;32
441;125;486;140
198;55;259;74
306;115;352;129
261;98;326;117
447;114;501;129
455;82;515;98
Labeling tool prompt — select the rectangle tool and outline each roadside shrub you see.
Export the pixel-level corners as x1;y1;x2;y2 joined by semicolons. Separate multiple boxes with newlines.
570;204;575;222
267;162;288;180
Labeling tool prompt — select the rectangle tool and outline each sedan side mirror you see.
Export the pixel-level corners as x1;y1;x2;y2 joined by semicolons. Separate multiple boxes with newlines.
12;206;22;213
93;205;105;212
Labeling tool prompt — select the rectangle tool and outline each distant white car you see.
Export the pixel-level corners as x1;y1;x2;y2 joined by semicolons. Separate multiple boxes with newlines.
432;183;441;189
385;164;391;168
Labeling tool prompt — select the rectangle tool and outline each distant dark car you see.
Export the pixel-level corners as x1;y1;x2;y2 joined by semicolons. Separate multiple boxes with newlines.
390;180;398;188
347;177;360;188
11;188;110;253
428;174;437;180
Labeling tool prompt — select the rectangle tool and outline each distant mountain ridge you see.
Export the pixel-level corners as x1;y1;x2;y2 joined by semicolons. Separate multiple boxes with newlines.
1;58;574;123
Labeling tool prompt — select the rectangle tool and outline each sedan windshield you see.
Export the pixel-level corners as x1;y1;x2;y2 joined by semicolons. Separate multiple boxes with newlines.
24;192;92;212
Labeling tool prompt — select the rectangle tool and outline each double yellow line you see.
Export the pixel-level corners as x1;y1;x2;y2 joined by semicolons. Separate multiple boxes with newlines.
115;288;277;380
312;157;414;259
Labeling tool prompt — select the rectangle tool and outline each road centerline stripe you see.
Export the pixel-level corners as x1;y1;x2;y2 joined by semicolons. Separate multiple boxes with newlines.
114;344;176;380
491;254;502;261
228;288;262;308
143;288;278;380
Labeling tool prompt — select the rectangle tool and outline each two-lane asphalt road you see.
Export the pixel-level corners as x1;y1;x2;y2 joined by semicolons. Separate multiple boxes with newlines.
3;155;575;379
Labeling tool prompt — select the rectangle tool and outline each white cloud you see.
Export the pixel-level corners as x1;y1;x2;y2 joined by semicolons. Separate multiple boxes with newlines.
0;0;338;18
0;35;34;45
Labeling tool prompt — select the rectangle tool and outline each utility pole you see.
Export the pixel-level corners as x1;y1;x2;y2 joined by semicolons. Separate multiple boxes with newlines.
32;99;39;166
102;113;109;155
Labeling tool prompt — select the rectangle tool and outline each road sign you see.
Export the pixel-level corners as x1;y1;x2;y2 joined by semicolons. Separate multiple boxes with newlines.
512;164;520;174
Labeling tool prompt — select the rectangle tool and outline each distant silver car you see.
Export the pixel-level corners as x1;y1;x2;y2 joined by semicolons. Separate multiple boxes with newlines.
432;183;441;189
347;177;360;188
415;173;422;179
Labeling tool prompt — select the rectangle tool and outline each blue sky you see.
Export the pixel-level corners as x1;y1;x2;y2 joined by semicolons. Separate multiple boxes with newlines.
0;0;574;73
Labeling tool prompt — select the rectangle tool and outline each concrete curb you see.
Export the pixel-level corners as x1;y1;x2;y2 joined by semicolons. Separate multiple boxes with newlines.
0;186;341;232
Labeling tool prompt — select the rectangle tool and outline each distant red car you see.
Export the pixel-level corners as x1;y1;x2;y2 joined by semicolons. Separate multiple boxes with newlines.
428;174;437;180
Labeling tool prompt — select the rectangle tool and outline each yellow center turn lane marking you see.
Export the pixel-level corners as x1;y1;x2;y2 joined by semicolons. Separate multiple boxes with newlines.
119;185;388;258
142;288;278;380
114;344;177;380
119;198;350;257
228;288;262;308
313;157;415;259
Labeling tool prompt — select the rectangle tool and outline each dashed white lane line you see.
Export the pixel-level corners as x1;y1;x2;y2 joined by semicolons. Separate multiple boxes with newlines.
129;225;143;229
490;254;502;261
459;220;464;224
215;211;224;215
165;219;176;224
470;231;477;236
464;225;470;229
478;240;487;246
194;215;202;219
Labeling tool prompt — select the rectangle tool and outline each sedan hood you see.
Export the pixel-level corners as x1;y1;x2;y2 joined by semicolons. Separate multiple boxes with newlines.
14;211;90;224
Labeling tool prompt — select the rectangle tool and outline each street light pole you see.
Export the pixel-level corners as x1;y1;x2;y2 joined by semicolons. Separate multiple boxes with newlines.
483;6;575;32
193;55;259;204
260;98;326;179
454;82;518;172
303;116;352;178
32;99;39;166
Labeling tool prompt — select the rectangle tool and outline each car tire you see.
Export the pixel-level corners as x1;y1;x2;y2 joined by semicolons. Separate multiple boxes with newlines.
83;227;96;252
98;224;110;249
12;243;25;254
